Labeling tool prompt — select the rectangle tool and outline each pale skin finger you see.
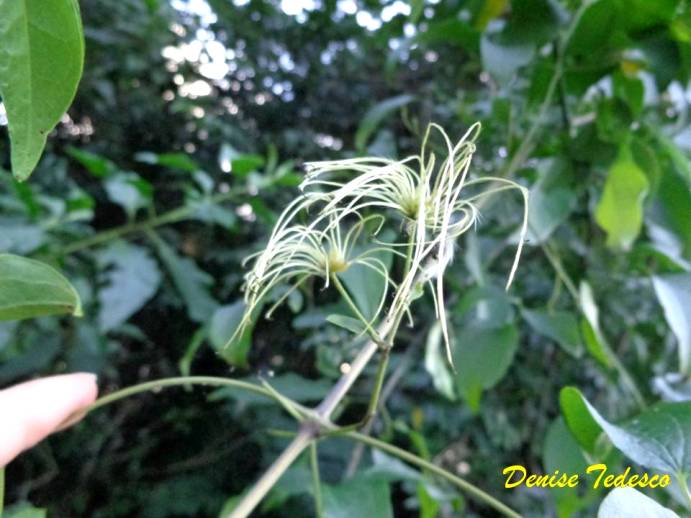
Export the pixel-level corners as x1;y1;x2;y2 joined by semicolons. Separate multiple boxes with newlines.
0;373;98;467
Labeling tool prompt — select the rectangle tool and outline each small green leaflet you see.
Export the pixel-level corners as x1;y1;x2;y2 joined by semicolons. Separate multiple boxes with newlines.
0;254;82;321
595;141;649;250
0;0;85;181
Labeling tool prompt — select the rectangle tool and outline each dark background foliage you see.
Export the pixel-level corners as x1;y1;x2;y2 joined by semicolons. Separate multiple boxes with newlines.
1;0;690;516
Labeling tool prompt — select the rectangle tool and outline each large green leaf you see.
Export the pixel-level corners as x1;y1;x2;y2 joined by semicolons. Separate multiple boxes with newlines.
595;142;649;250
0;254;82;321
453;323;518;410
97;241;161;332
0;0;84;181
652;274;691;374
598;487;679;518
323;478;393;518
578;390;691;475
354;95;414;152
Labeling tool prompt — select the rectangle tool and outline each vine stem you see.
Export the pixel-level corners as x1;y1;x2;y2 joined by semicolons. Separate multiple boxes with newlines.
345;431;522;518
309;442;324;518
59;190;241;255
230;314;397;518
0;467;4;518
85;376;278;413
499;0;592;180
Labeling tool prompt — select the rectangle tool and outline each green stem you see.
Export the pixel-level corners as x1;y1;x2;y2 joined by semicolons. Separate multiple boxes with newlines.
499;0;592;180
541;241;579;303
345;431;522;518
309;442;324;518
86;376;281;414
365;348;390;422
60;190;239;255
0;467;4;518
541;242;645;407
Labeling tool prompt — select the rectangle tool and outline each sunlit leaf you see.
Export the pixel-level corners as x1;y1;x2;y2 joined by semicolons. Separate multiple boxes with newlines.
0;0;84;181
577;389;691;475
595;141;649;250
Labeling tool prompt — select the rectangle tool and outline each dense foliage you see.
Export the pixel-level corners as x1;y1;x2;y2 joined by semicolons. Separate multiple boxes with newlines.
1;0;691;516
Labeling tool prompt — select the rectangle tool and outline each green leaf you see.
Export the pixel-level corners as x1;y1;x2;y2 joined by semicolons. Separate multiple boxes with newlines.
543;418;591;516
598;487;679;518
613;71;644;118
0;254;82;321
453;324;518;411
97;241;161;332
424;321;456;400
501;0;563;46
579;281;613;368
4;503;47;518
578;391;691;475
0;0;84;181
526;160;577;243
66;147;118;178
338;245;392;321
480;34;534;86
209;301;252;367
323;478;393;518
218;143;264;177
656;159;691;259
544;417;589;473
416;19;480;51
595;142;649;250
652;274;691;375
355;95;414;152
566;0;620;60
135;151;199;172
151;236;219;323
104;172;153;218
559;386;602;455
326;314;365;335
523;308;583;357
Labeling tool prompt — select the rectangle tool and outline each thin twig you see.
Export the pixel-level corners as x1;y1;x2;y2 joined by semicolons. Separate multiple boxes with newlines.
59;190;241;255
310;442;325;518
